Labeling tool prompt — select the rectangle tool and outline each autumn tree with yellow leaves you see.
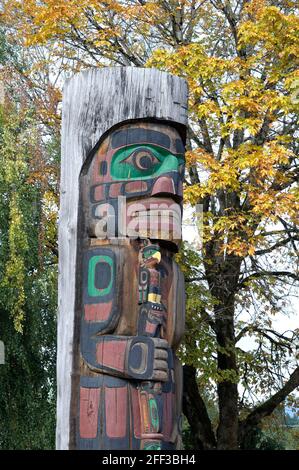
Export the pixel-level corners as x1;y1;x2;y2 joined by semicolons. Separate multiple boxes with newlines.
1;0;299;449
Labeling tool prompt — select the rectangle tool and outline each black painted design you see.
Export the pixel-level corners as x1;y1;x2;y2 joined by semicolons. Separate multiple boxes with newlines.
137;303;164;338
90;170;183;206
94;262;111;291
111;128;171;150
99;161;107;175
175;138;185;154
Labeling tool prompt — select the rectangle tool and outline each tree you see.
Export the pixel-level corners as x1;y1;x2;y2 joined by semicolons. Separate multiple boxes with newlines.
0;30;58;449
2;0;299;449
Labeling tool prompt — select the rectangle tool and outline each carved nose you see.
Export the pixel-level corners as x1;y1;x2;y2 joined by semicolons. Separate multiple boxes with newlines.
151;176;176;196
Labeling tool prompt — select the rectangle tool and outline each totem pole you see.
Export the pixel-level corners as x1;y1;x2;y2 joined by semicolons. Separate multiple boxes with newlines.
57;68;188;450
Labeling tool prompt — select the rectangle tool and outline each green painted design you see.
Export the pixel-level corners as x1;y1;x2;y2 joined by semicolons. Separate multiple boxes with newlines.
88;255;113;297
143;248;159;259
149;397;159;430
111;144;184;181
144;441;162;450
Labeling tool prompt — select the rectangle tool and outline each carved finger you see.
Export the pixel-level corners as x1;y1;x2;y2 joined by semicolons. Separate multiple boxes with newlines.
152;370;168;382
154;359;168;371
152;338;168;349
154;348;168;360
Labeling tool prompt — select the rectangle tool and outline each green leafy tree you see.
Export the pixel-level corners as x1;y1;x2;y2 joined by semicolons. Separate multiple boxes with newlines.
0;31;58;449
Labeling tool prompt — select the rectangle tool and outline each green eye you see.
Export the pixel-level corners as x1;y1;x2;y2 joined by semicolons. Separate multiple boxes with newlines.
111;143;184;181
122;147;159;171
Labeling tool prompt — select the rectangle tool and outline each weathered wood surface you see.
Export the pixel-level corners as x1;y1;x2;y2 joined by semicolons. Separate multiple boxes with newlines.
57;67;188;449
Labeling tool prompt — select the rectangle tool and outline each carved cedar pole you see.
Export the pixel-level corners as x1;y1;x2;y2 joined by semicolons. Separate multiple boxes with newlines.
57;67;188;450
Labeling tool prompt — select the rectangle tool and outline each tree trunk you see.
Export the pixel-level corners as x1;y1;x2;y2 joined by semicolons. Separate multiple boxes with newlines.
204;248;241;450
215;303;239;449
183;365;217;449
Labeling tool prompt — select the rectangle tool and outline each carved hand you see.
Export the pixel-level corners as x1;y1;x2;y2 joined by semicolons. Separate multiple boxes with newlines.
126;337;169;382
82;334;170;382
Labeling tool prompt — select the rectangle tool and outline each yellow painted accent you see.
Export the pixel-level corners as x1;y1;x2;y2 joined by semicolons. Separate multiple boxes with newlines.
148;293;158;302
152;252;161;262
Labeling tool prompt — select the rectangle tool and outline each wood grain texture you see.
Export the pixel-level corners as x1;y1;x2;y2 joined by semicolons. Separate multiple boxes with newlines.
57;67;188;449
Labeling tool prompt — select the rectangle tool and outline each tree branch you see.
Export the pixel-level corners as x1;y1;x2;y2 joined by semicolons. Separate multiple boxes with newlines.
238;271;299;290
255;236;299;256
239;365;299;441
235;326;294;351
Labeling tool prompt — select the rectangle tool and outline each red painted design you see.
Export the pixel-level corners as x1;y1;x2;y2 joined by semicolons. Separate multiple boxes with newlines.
131;386;141;438
84;301;112;322
109;182;123;198
151;176;175;196
162;392;173;441
145;321;156;334
96;340;126;372
79;387;100;439
92;154;101;184
141;433;163;440
149;269;160;287
105;386;127;438
125;181;147;193
91;148;111;185
93;185;105;202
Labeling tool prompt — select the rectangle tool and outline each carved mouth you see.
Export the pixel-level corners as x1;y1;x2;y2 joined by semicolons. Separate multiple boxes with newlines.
126;197;182;246
90;196;182;249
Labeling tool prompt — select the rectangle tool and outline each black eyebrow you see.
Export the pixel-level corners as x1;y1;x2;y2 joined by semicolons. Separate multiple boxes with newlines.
111;128;171;149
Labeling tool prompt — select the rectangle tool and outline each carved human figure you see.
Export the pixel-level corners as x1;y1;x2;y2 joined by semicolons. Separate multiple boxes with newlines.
75;122;185;450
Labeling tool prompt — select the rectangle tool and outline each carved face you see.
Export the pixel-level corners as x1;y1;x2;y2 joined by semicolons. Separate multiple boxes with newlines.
83;122;185;247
